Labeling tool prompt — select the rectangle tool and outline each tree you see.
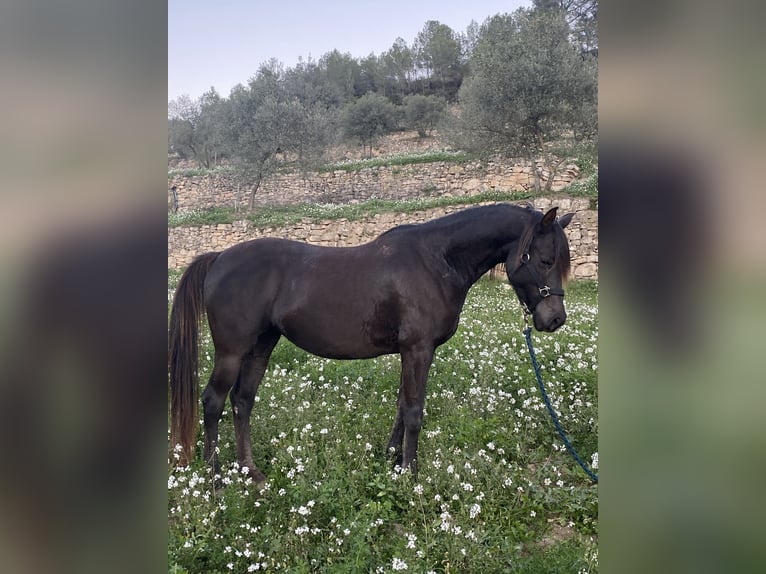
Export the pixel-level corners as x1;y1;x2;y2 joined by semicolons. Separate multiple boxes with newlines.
413;21;464;100
220;64;296;209
356;53;383;96
341;93;400;158
403;94;447;137
196;88;227;167
453;8;597;192
320;50;361;104
380;38;414;102
168;94;202;163
460;20;481;67
168;91;227;168
533;0;598;56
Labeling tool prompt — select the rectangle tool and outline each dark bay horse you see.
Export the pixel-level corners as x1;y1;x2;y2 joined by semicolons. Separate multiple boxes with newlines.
169;203;574;482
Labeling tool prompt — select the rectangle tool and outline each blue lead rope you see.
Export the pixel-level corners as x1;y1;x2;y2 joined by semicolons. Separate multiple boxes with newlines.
523;326;599;484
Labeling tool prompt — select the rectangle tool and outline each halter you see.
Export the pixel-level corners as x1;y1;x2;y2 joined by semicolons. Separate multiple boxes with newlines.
513;251;565;315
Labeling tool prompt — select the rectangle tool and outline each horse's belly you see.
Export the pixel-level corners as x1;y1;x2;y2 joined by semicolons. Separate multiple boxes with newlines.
277;310;398;360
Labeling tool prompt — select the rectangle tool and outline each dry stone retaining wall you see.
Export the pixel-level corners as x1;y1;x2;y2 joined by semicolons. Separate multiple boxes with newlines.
168;197;598;280
169;159;581;212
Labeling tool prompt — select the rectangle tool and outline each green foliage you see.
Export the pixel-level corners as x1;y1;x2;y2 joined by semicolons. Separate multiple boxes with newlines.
167;165;234;179
414;20;465;100
341;93;401;158
324;150;469;172
450;8;597;190
253;193;537;227
403;94;448;137
167;278;599;573
168;207;236;228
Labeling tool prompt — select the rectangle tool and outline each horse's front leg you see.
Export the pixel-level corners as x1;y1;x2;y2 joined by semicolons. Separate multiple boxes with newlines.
396;345;434;477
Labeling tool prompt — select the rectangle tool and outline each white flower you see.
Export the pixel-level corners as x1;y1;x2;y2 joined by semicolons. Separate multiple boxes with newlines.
391;557;408;571
405;533;417;549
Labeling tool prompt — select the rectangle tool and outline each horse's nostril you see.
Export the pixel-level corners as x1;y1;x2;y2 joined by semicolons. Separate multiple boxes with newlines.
550;314;566;331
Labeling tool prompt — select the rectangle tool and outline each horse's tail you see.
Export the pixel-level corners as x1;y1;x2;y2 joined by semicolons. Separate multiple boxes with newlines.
168;251;220;465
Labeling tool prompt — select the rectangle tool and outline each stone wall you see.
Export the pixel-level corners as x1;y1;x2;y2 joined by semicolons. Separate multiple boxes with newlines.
168;197;598;280
168;159;581;213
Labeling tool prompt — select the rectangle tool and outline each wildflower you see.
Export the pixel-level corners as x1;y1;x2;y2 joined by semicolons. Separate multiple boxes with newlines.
470;503;481;519
391;557;408;570
413;484;424;495
405;533;417;549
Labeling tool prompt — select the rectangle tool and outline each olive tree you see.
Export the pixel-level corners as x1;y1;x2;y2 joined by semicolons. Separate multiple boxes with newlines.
403;94;447;137
453;8;597;191
341;93;400;158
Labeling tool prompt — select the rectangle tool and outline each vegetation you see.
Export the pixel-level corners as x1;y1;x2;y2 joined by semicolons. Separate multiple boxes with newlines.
403;94;448;138
168;207;237;228
167;278;599;573
167;142;596;230
341;94;401;158
323;150;470;173
168;190;541;230
447;8;597;193
168;4;597;205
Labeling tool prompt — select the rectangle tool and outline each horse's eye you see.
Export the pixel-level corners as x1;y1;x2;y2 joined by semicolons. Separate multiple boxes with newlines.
541;258;555;267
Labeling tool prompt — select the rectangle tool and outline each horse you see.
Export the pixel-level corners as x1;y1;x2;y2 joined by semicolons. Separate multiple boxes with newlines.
169;203;574;482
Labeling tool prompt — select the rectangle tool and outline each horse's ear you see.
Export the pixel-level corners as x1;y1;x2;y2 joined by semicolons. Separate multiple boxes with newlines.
558;212;574;229
541;207;558;227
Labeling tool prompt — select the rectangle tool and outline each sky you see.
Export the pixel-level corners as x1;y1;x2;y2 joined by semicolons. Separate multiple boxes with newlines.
169;0;530;102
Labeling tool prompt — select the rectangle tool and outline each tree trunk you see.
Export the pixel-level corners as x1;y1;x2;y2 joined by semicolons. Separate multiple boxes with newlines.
170;185;178;213
529;154;542;193
248;175;262;211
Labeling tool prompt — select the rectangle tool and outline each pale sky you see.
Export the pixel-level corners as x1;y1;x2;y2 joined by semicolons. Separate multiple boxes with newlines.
169;0;530;102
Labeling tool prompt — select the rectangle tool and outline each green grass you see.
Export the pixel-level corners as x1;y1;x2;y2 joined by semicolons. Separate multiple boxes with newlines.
168;207;237;228
244;192;537;230
322;150;472;172
168;165;235;179
168;278;598;573
168;192;539;230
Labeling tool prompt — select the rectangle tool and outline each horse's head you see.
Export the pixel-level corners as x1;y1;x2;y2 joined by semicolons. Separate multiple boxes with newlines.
506;207;574;332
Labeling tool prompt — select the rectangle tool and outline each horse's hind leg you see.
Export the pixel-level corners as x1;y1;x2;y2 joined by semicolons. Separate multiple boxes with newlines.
230;328;280;485
202;353;243;475
387;383;406;467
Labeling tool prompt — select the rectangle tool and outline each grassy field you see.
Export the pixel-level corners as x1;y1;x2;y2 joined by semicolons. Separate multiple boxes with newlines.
168;278;598;573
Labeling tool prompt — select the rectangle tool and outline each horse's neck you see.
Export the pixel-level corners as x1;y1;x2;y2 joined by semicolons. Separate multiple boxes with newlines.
440;210;529;288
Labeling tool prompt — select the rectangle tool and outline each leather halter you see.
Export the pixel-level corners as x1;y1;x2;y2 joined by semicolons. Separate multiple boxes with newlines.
513;251;564;315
